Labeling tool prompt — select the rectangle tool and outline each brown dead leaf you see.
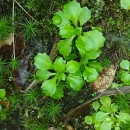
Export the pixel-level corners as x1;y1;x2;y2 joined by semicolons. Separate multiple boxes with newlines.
93;63;118;93
66;125;74;130
0;33;14;48
0;100;10;109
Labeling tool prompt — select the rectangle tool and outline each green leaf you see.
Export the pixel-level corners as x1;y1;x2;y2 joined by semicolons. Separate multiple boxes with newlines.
66;60;80;73
41;77;57;96
52;13;62;26
67;74;84;91
34;53;53;70
59;24;75;38
51;83;64;99
100;105;111;113
63;0;82;26
85;116;92;125
115;126;120;130
120;60;130;70
64;54;77;61
76;30;105;57
100;121;113;130
75;27;82;35
100;96;111;107
85;50;102;59
79;7;91;26
80;58;88;65
92;26;103;32
94;123;101;130
76;35;94;57
110;103;118;113
88;60;103;72
83;30;105;50
0;89;6;99
95;111;109;122
52;11;70;27
57;38;73;58
121;72;130;85
83;67;98;82
92;101;100;111
53;57;66;73
36;70;55;81
118;112;130;123
120;0;130;10
57;73;66;81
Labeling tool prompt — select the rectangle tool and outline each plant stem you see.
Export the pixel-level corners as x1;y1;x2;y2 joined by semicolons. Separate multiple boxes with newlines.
12;0;15;59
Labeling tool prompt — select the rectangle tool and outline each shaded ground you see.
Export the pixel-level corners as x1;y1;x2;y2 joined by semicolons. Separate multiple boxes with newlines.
0;0;130;130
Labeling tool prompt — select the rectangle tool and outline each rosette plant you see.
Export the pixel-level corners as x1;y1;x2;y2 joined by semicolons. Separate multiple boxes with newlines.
34;0;106;99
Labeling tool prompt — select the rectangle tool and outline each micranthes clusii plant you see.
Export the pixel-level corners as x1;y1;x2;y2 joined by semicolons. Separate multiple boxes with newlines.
85;96;130;130
34;0;105;99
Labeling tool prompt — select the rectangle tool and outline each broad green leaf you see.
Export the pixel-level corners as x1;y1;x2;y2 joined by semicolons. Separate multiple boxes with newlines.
83;67;98;82
115;127;120;130
41;77;57;96
66;60;80;73
57;38;73;58
94;123;101;130
63;0;82;26
85;50;102;59
95;111;109;122
76;30;105;57
92;101;100;111
67;74;84;91
118;112;130;123
53;57;66;73
59;24;76;38
85;116;92;125
100;105;111;113
57;73;66;81
75;27;82;35
52;13;62;26
120;0;130;10
100;96;111;107
34;53;53;70
118;69;126;75
64;54;77;61
79;7;91;26
110;103;118;113
120;60;130;70
51;83;64;99
36;70;55;81
88;60;103;72
100;121;113;130
92;26;103;32
0;89;6;99
121;72;130;85
80;58;88;65
83;30;105;50
76;35;94;57
52;11;70;27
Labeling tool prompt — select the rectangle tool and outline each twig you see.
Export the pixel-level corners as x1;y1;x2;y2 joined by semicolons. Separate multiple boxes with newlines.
12;0;15;59
14;0;37;21
25;79;37;92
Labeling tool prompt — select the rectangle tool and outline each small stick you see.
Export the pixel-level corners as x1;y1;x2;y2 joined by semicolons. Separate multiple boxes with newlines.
25;79;37;92
14;0;37;21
